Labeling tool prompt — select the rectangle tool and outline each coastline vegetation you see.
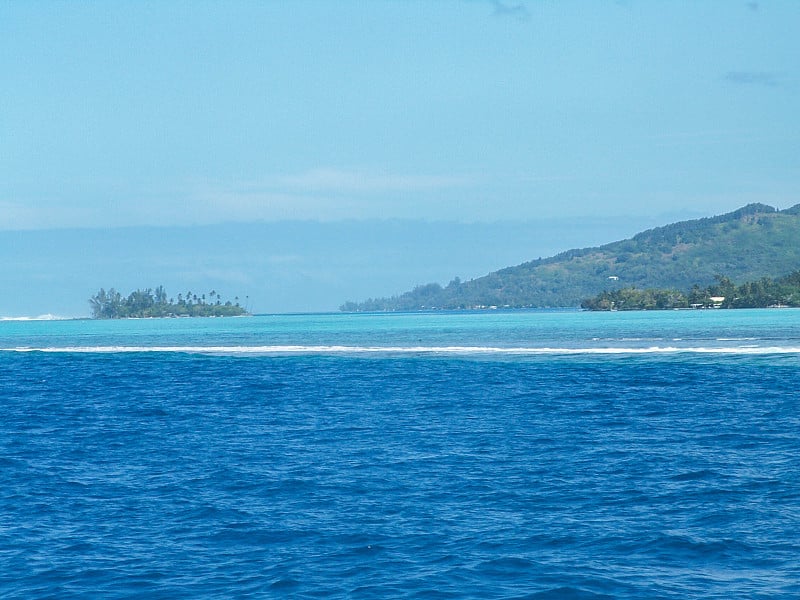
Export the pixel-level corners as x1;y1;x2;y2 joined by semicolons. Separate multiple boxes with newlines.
89;286;248;319
580;272;800;311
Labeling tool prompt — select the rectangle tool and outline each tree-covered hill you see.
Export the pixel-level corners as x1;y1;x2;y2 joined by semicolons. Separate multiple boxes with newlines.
341;203;800;311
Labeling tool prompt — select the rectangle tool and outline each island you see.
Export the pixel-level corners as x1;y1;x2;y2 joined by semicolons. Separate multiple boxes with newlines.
89;286;248;318
341;203;800;311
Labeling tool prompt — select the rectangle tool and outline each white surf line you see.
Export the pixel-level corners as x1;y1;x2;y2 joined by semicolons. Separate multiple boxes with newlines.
0;315;71;321
3;345;800;355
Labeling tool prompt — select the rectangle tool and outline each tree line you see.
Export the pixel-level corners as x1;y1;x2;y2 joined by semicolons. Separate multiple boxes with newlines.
580;272;800;311
89;286;248;318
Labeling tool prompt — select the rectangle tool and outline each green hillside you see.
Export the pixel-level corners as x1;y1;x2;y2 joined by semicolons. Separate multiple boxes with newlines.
341;203;800;311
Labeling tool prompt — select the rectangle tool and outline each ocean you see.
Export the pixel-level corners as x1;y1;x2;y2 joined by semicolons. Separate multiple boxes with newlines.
1;310;798;598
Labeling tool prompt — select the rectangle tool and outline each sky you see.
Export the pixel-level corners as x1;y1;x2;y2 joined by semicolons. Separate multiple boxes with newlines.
1;1;798;315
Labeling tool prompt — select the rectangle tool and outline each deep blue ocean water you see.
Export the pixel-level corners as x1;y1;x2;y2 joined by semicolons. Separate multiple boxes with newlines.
1;310;799;598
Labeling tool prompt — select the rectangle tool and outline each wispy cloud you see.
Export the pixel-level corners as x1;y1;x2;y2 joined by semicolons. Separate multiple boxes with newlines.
490;0;530;22
724;70;780;87
746;2;759;12
0;200;100;230
178;168;480;223
0;167;482;229
272;168;476;194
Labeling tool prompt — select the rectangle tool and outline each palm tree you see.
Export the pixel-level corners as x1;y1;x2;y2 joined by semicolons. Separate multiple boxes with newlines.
89;288;107;319
155;285;168;305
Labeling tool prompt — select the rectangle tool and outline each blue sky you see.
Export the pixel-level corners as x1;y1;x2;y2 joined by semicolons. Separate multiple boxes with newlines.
0;1;798;314
3;0;798;228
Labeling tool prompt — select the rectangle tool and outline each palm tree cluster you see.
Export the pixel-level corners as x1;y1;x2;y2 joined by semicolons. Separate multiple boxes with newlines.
89;286;248;318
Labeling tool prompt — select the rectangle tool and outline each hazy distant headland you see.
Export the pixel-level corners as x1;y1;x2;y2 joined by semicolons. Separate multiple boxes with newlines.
341;203;800;311
89;287;248;319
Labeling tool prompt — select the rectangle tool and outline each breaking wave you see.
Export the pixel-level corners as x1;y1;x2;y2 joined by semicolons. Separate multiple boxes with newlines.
3;344;800;356
0;314;72;322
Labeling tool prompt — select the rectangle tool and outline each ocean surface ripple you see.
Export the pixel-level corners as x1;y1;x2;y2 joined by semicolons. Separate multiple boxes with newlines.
1;312;799;598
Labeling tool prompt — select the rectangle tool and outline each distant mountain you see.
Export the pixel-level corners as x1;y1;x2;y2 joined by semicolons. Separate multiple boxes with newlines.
341;203;800;311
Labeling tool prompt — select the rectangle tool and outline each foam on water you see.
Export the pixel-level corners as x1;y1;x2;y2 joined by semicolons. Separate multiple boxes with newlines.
0;314;71;321
4;344;800;355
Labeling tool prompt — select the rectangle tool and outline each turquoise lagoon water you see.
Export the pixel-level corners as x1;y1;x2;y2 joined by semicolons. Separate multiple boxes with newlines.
2;308;799;354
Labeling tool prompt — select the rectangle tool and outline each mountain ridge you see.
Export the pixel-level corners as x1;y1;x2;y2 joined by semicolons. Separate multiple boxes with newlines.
341;203;800;311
